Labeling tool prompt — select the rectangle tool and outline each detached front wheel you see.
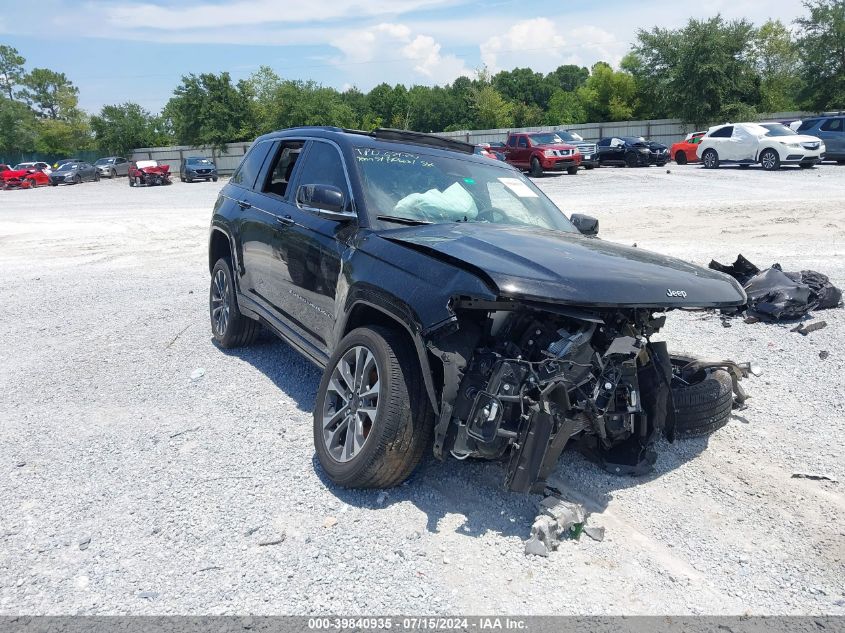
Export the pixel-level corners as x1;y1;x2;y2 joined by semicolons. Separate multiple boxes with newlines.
314;326;432;489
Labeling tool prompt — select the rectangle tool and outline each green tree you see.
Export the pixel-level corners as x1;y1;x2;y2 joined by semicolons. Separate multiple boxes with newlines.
471;83;513;129
0;96;37;154
21;68;80;120
493;67;554;110
545;65;589;93
91;103;171;155
33;117;92;154
576;62;637;122
545;89;586;125
796;0;845;110
751;20;802;112
163;72;254;148
631;16;760;126
0;45;26;101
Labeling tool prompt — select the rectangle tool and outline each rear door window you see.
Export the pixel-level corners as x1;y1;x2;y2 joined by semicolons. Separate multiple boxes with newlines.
260;141;305;199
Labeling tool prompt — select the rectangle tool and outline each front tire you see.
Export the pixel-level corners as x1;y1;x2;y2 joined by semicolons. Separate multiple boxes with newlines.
110;169;116;179
702;149;719;169
760;148;780;171
624;151;639;168
529;157;543;178
799;163;815;169
567;165;578;175
675;151;687;165
314;326;432;489
209;257;260;348
670;356;734;438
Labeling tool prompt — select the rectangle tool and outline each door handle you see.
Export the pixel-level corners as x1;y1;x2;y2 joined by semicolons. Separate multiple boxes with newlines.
276;214;294;225
237;200;251;210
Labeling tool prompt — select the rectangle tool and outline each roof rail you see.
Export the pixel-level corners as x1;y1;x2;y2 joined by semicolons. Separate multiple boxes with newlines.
343;127;475;154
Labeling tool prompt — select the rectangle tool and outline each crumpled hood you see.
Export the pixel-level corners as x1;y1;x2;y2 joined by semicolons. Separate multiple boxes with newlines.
380;223;746;308
139;165;170;174
2;169;32;178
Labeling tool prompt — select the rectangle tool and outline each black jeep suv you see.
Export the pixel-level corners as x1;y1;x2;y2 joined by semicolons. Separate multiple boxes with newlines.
209;127;745;492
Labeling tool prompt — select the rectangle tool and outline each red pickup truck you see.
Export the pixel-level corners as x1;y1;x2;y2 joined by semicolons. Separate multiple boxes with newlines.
502;132;581;176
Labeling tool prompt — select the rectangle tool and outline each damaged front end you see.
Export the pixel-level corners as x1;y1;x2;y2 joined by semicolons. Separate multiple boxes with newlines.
428;300;676;493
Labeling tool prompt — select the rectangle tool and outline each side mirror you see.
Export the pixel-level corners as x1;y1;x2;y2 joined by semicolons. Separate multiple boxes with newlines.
571;213;599;236
296;184;353;220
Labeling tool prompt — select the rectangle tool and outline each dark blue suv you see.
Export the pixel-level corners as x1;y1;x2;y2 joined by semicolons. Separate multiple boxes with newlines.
796;116;845;162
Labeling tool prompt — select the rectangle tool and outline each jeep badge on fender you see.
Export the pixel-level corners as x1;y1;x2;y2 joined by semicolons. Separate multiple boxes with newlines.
667;289;688;298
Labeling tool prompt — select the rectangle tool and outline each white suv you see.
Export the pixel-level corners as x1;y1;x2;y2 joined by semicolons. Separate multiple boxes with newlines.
697;122;825;171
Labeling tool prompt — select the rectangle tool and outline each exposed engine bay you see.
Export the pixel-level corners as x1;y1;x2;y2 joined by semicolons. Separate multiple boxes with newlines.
429;301;676;493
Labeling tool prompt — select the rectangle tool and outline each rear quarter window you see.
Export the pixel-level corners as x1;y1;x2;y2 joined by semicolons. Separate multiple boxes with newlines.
231;142;273;189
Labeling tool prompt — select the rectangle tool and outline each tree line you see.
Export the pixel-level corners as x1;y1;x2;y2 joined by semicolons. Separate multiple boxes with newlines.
1;0;842;158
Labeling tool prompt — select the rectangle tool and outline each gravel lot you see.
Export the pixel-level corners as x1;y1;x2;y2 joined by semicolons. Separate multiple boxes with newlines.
1;163;843;615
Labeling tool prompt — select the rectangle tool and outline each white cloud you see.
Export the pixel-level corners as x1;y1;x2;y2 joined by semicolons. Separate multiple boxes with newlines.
479;18;627;74
330;22;472;85
102;0;459;31
481;18;567;72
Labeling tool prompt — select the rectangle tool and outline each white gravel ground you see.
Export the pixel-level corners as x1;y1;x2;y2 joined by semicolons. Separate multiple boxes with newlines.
0;163;843;615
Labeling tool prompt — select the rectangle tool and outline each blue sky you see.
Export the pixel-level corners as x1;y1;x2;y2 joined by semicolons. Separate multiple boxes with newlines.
1;0;805;114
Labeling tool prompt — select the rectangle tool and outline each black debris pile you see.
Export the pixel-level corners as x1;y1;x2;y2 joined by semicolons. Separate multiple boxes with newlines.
710;254;842;322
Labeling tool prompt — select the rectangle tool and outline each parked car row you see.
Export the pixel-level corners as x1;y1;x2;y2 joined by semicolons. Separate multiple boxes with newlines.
472;112;844;176
473;130;670;176
0;156;219;190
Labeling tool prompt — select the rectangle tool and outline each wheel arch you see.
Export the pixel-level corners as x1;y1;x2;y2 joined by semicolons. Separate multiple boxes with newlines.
208;227;235;274
340;300;441;417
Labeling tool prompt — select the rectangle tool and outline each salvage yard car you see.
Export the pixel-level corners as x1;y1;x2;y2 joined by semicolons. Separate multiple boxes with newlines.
128;159;172;186
794;115;845;162
670;131;705;164
697;122;825;170
94;156;130;178
208;127;746;492
180;156;219;183
48;162;99;185
503;131;581;176
1;164;51;189
596;136;669;167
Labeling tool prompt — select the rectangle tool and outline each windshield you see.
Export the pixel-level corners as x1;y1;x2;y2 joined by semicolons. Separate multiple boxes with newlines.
354;147;578;233
94;158;113;165
554;131;584;142
761;123;795;137
187;158;212;165
528;133;565;145
56;164;75;171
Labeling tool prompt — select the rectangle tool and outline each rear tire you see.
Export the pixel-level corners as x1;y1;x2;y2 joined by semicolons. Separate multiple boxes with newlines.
675;151;688;165
670;355;734;438
702;149;719;169
209;257;260;349
314;326;433;489
760;148;780;171
529;157;543;178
